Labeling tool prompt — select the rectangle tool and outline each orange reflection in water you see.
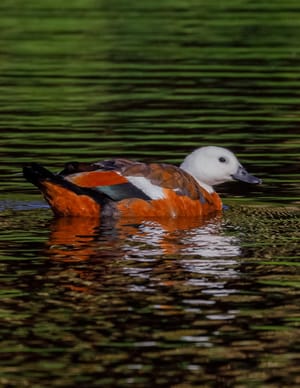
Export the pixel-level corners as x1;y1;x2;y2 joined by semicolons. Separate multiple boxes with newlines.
45;214;223;263
43;213;240;295
45;217;101;262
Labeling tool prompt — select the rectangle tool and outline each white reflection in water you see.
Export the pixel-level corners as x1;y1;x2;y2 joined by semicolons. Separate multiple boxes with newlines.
182;233;240;257
122;219;241;298
123;219;241;258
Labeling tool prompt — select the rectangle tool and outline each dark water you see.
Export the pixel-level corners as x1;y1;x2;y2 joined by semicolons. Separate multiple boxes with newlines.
0;1;299;387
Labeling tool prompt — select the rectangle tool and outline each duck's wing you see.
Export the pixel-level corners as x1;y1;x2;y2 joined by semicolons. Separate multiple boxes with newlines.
62;159;207;202
60;159;151;201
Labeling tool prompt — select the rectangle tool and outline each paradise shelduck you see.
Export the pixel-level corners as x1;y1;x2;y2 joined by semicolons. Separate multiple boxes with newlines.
23;146;261;218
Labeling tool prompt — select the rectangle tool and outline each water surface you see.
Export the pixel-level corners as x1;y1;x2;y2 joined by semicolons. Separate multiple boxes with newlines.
0;1;299;387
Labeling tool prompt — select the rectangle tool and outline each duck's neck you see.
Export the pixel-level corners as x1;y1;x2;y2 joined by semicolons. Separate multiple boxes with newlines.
180;164;215;193
194;179;214;194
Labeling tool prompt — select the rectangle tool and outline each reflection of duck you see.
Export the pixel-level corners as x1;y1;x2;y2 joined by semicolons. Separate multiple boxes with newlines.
23;146;261;219
45;214;240;262
44;215;241;297
45;217;100;262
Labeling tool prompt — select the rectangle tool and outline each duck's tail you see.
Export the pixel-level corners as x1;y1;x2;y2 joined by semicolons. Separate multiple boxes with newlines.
23;163;107;217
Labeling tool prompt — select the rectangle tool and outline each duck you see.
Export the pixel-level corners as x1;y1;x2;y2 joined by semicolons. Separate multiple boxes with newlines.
23;146;261;218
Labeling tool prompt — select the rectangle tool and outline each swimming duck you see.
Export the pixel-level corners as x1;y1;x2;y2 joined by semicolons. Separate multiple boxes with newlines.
23;146;261;218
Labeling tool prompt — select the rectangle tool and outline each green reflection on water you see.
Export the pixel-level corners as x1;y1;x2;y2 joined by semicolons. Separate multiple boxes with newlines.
0;0;299;387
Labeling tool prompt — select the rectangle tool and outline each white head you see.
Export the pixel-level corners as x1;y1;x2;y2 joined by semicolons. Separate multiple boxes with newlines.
180;146;261;193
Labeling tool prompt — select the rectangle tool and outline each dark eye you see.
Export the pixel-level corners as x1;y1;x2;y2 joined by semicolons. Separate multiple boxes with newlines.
219;157;226;163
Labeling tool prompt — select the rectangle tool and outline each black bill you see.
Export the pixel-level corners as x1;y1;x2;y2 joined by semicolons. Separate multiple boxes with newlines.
231;165;262;184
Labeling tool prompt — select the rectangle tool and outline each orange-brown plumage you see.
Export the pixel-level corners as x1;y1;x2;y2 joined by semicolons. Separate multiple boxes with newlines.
116;189;222;218
42;181;101;217
23;146;261;219
70;170;128;187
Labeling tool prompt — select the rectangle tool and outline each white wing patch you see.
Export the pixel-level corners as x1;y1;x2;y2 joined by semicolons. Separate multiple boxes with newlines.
127;176;166;200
